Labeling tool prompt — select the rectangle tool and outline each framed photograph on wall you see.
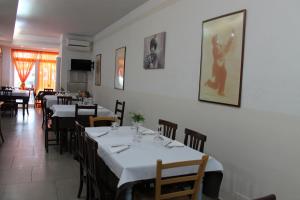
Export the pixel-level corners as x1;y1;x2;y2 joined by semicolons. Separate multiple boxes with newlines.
114;47;126;90
95;54;101;86
199;9;246;107
144;32;166;69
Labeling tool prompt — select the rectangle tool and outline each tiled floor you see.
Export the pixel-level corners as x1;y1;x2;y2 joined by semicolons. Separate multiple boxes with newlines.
0;108;84;200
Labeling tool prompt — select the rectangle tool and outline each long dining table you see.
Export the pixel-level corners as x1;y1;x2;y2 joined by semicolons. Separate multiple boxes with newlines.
0;90;30;117
85;126;223;200
50;104;115;153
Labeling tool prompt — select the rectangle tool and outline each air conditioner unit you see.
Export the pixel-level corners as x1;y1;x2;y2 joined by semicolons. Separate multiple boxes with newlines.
66;39;91;52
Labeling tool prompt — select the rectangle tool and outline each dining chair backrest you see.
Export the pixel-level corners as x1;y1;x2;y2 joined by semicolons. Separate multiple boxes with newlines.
75;121;86;164
85;135;98;182
57;96;72;105
1;89;12;96
114;100;125;126
155;155;209;200
89;116;116;127
158;119;178;140
253;194;276;200
44;88;53;92
184;128;207;152
75;104;98;127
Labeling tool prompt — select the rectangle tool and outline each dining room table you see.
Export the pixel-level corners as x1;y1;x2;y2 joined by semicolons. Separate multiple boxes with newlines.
44;94;80;108
85;126;223;200
0;89;30;117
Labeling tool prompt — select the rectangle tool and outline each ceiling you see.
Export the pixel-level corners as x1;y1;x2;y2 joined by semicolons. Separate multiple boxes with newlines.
0;0;148;51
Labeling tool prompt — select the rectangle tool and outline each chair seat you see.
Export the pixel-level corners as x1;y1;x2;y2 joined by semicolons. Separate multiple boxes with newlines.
134;189;189;200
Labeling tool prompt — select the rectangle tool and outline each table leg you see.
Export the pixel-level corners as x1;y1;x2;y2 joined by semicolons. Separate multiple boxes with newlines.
22;102;25;118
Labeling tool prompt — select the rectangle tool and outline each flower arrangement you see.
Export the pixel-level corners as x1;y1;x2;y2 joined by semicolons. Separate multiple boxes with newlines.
129;112;145;123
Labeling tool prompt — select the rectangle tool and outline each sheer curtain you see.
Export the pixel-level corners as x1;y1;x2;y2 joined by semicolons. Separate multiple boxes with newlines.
11;50;37;89
11;49;58;91
36;52;58;92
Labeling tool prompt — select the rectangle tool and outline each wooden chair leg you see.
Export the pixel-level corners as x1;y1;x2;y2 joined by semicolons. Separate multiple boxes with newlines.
77;163;84;198
45;129;49;153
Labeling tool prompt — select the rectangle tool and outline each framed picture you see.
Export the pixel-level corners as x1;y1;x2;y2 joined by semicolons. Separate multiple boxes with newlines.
144;32;166;69
114;47;126;90
199;10;246;107
95;54;101;86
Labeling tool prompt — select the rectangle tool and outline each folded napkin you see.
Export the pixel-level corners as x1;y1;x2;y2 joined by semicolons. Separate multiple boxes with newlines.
140;129;156;135
109;145;130;153
167;140;185;148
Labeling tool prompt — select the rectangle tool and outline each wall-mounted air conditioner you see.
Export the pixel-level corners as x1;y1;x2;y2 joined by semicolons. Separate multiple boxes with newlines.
66;39;91;52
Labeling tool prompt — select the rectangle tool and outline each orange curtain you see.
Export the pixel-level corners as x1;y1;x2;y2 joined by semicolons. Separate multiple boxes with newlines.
36;52;58;92
11;49;58;91
11;50;38;89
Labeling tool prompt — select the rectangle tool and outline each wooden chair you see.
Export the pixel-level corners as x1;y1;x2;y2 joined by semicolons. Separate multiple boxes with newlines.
74;121;89;198
134;155;209;200
44;100;58;153
75;104;98;127
57;96;72;105
115;100;125;126
85;135;100;199
156;155;209;200
0;90;17;117
184;128;207;152
44;88;54;92
158;119;178;140
89;116;116;127
72;104;98;153
253;194;276;200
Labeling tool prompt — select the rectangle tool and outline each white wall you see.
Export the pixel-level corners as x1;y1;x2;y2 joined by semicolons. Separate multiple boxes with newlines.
60;34;93;91
91;0;300;199
0;46;14;86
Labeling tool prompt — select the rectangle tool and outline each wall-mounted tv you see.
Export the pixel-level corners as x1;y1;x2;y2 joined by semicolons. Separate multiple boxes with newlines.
71;59;92;71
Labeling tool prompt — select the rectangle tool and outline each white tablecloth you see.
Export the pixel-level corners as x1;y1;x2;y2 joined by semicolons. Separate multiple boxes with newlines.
51;104;114;117
44;94;78;108
12;90;29;97
85;126;223;188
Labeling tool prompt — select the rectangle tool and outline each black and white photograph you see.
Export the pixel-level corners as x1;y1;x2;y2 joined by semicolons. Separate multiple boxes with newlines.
143;32;166;69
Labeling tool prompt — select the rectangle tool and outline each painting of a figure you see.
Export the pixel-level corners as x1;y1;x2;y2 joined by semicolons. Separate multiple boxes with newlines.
114;47;126;90
199;10;246;107
144;32;166;69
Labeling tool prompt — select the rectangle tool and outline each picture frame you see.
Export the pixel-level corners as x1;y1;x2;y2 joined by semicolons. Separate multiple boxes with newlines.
95;54;101;86
144;32;166;69
199;9;246;107
114;47;126;90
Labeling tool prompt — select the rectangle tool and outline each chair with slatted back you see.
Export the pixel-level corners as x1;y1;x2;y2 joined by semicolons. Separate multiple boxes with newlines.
85;135;100;199
44;99;58;153
74;121;89;198
115;100;125;126
253;194;276;200
1;90;17;117
71;104;98;154
89;116;116;127
184;128;207;153
134;155;209;200
75;104;98;127
44;88;54;92
158;119;178;140
57;96;72;105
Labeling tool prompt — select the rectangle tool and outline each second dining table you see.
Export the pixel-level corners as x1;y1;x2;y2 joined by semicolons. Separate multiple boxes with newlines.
85;126;223;200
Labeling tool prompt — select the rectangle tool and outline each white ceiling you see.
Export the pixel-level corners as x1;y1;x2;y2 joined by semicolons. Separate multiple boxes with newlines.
0;0;148;50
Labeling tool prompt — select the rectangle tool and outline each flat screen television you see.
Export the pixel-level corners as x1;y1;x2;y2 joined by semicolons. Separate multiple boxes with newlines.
71;59;92;71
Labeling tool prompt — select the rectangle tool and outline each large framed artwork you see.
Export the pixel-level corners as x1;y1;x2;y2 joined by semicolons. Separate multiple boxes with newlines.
114;47;126;90
199;10;246;107
95;54;101;86
144;32;166;69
